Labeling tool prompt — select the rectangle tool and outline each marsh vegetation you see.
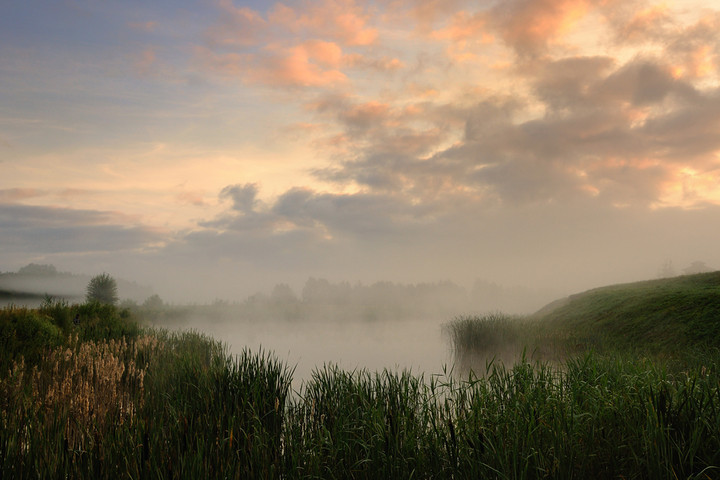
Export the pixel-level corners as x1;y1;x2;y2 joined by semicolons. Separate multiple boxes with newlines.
2;272;720;478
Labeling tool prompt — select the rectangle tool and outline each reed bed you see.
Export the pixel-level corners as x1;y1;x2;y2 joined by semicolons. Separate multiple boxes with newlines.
2;305;720;478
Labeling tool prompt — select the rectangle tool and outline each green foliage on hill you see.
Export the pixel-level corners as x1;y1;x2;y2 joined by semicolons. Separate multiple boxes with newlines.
532;271;720;354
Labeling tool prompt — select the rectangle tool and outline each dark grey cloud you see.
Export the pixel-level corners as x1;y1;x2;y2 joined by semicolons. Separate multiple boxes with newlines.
533;56;615;111
640;94;720;161
598;60;698;106
272;188;433;236
0;203;164;257
220;183;259;214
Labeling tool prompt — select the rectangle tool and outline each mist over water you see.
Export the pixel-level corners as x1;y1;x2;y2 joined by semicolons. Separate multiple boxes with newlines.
139;279;559;386
196;316;453;388
1;265;561;385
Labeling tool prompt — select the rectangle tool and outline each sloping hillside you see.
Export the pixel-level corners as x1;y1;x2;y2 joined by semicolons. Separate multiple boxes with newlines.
532;271;720;353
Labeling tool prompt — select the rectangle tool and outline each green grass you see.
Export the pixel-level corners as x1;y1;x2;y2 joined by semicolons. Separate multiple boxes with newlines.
3;273;720;478
532;271;720;355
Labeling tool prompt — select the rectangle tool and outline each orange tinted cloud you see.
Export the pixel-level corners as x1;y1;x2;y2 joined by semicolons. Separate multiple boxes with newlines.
671;45;717;79
344;54;404;72
616;3;672;42
432;11;491;43
666;13;720;80
432;11;494;62
196;42;348;87
490;0;594;55
385;0;467;32
655;165;720;208
268;0;377;46
304;40;344;68
254;43;348;87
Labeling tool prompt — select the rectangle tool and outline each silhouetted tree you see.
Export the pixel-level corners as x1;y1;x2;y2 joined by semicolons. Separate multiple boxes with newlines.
271;283;298;304
143;294;164;309
18;263;58;276
683;261;711;275
86;273;118;305
658;259;676;278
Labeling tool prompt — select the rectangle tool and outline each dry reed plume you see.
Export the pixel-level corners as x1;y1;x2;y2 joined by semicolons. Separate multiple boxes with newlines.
2;334;160;451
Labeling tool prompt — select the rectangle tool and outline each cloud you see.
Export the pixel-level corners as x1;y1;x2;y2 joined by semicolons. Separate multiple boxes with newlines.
206;0;378;49
431;10;494;61
604;4;720;81
309;95;448;151
488;0;594;57
159;179;720;301
665;12;720;80
196;42;349;87
613;3;673;43
386;0;471;32
267;0;378;46
0;188;45;202
176;191;209;208
599;59;698;106
344;53;404;72
271;188;432;236
207;1;267;47
196;0;410;90
220;183;259;214
0;204;165;257
302;48;720;212
533;56;616;111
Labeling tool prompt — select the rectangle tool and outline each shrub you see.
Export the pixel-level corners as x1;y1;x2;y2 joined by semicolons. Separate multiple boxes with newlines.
85;273;118;305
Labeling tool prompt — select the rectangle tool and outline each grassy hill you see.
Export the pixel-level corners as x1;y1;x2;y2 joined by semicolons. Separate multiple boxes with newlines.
531;271;720;354
446;271;720;369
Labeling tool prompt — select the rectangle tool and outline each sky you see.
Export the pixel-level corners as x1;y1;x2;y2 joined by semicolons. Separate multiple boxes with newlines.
1;0;720;303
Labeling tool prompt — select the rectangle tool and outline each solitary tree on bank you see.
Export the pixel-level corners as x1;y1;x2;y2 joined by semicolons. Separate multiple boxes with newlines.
86;273;118;305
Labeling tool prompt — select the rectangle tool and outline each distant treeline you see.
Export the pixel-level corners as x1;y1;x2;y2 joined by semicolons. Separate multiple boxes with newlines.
0;264;555;318
0;264;151;307
133;277;556;326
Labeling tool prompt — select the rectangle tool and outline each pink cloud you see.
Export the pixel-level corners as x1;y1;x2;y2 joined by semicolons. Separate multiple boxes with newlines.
344;53;404;72
385;0;468;32
432;11;494;61
176;191;209;207
0;188;44;203
432;11;491;43
489;0;595;56
252;42;348;87
303;40;344;68
196;42;348;87
268;0;377;46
